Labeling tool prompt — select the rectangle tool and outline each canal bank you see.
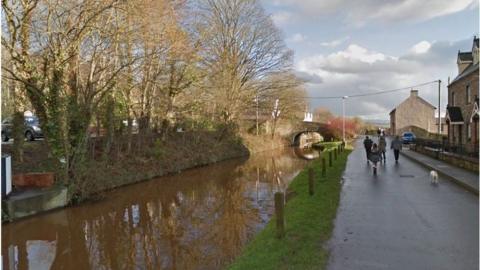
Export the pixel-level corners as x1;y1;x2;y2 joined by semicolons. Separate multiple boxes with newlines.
2;133;297;222
2;147;313;269
230;143;351;270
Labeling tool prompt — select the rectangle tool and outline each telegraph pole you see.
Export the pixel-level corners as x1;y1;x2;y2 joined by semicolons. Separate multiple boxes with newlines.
438;80;441;134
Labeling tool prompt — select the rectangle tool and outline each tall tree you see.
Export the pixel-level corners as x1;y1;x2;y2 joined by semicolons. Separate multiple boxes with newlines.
196;0;292;123
2;0;135;182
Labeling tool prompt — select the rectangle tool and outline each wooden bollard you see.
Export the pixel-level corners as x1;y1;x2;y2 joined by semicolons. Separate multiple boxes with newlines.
334;148;337;160
329;151;333;167
274;192;285;238
308;168;314;195
322;158;326;177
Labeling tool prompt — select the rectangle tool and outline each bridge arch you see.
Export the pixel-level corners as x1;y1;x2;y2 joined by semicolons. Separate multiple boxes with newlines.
292;131;323;147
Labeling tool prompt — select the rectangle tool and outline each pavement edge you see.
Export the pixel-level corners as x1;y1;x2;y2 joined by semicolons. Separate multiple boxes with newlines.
400;151;479;196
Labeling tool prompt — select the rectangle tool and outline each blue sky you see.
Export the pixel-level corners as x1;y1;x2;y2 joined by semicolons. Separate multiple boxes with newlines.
261;0;479;120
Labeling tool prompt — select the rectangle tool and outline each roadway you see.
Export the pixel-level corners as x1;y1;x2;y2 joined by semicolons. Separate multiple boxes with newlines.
327;137;478;270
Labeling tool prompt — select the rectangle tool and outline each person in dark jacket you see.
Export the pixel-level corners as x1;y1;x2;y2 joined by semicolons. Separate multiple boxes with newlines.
369;143;381;174
378;136;387;161
363;136;373;162
391;135;403;162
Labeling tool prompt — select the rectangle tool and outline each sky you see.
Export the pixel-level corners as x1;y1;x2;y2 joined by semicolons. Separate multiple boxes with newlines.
261;0;479;120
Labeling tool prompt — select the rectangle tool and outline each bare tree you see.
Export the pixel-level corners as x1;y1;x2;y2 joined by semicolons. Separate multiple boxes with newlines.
196;0;292;123
1;0;308;195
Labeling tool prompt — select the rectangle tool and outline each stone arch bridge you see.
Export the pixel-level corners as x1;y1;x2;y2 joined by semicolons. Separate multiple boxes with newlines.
290;121;330;147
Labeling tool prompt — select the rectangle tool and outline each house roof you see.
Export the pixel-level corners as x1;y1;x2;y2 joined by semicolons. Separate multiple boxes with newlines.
415;96;436;109
446;106;464;123
458;51;473;62
389;93;435;116
449;63;479;86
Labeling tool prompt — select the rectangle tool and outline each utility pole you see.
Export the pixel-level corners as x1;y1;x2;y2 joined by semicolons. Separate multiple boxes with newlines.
438;80;441;134
342;96;348;142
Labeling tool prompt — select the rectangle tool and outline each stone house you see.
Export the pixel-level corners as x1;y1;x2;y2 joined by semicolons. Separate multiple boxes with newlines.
435;117;447;135
446;36;479;153
389;90;436;135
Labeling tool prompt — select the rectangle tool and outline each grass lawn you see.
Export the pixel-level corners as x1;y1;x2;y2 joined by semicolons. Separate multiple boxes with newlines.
312;141;342;149
229;145;352;270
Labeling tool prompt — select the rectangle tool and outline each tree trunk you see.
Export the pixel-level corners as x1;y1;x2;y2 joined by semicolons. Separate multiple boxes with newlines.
103;96;115;159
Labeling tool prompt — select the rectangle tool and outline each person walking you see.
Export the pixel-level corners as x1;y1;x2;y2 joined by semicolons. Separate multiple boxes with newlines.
363;136;373;163
391;135;403;163
369;143;381;174
379;135;387;162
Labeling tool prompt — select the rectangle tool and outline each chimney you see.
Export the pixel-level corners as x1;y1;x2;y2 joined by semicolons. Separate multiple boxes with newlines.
410;89;418;97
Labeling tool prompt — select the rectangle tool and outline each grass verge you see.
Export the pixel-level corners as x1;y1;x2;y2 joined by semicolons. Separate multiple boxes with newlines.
229;146;352;270
312;141;342;149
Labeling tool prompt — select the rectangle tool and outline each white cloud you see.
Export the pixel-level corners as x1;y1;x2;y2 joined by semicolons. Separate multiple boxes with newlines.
298;44;407;75
265;0;476;25
410;41;432;54
320;36;350;48
287;33;307;43
271;11;293;26
295;38;472;119
368;0;476;23
335;44;388;64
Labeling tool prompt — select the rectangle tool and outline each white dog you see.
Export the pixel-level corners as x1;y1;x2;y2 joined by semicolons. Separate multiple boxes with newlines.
430;170;439;185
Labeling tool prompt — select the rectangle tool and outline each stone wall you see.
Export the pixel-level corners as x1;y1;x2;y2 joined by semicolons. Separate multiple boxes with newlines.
413;145;479;173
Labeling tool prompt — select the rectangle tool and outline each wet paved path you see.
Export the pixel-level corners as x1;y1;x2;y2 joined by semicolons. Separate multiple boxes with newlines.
327;138;478;270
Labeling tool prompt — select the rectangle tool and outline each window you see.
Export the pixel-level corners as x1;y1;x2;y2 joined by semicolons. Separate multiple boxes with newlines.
452;92;455;106
466;84;471;104
2;118;12;125
467;123;471;140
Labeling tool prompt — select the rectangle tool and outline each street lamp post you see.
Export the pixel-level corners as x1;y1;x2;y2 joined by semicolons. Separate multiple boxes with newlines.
342;96;348;142
438;80;441;135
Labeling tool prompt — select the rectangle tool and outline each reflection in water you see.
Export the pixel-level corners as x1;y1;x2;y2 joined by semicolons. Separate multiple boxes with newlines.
2;148;314;270
294;147;321;160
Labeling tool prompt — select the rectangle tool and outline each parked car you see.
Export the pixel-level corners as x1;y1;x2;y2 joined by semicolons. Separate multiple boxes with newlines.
1;116;44;142
402;132;416;144
122;119;139;133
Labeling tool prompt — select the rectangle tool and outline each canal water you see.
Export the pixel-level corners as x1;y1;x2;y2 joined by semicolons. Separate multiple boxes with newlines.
2;147;320;270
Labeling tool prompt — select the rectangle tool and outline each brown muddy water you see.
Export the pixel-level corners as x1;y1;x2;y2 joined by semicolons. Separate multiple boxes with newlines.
2;147;320;270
